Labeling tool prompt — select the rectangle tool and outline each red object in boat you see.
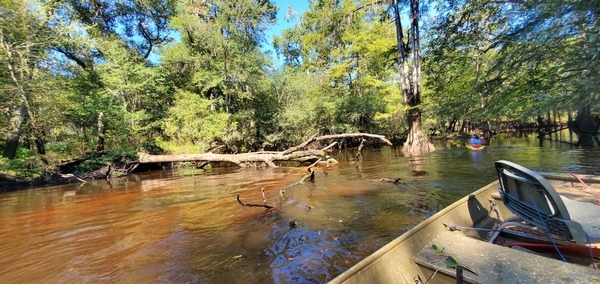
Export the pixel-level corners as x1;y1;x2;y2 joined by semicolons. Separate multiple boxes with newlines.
508;242;600;258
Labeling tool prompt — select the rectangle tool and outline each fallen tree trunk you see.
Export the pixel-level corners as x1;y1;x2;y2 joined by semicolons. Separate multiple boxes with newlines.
138;149;325;166
138;133;392;167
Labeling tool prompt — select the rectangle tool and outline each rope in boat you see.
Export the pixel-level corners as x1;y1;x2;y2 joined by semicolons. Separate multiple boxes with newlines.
524;180;567;262
568;172;600;194
448;175;598;268
568;172;598;269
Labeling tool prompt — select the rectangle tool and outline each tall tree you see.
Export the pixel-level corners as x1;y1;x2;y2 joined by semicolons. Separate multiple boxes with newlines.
160;0;277;152
423;0;506;132
274;0;399;135
43;0;177;153
0;0;58;158
392;0;434;155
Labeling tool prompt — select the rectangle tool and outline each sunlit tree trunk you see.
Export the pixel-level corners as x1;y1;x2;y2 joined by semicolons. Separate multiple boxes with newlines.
0;28;46;156
392;0;434;155
2;105;26;159
95;112;105;152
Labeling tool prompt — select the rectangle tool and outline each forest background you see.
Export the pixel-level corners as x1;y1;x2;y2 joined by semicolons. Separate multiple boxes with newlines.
0;0;598;185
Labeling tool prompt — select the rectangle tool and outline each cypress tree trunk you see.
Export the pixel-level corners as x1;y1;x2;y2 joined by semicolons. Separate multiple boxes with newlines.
569;105;600;147
392;0;434;156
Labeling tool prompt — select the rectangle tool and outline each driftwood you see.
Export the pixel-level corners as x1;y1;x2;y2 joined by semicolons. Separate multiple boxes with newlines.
239;156;331;210
355;139;366;171
59;173;86;183
356;139;366;163
380;178;404;185
237;188;274;208
298;166;316;184
299;171;314;183
289;160;319;187
237;194;274;208
138;133;392;167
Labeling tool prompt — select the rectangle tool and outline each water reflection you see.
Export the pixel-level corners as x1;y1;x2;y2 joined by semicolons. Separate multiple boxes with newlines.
0;137;599;283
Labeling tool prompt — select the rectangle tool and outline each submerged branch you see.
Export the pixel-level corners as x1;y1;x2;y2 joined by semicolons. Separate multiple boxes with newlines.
356;139;366;163
380;178;404;185
237;191;274;208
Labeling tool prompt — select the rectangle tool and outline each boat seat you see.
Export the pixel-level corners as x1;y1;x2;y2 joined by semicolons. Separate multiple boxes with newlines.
495;160;600;245
414;231;600;283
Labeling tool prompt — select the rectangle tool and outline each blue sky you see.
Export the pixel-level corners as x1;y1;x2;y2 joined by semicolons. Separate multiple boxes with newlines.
147;1;309;65
264;1;309;66
269;1;309;38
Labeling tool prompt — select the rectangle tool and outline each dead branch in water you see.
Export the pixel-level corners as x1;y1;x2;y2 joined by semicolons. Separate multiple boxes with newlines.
380;178;404;185
299;167;315;183
290;154;338;188
261;188;267;204
356;139;366;163
288;159;321;188
138;133;390;168
237;188;274;209
282;134;317;155
321;142;338;152
59;173;86;183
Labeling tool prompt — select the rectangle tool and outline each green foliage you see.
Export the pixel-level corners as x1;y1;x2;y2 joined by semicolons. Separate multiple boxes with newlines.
424;0;600;126
95;37;173;150
273;0;402;136
0;148;48;182
158;0;279;152
262;68;322;147
335;94;386;132
4;0;599;184
50;0;177;60
159;90;230;153
0;0;61;157
71;150;137;176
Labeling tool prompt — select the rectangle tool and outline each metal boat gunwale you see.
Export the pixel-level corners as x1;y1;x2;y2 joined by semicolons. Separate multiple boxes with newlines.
330;182;500;283
330;174;600;284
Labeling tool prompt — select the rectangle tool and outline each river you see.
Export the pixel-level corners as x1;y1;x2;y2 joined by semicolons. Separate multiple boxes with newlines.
1;135;599;283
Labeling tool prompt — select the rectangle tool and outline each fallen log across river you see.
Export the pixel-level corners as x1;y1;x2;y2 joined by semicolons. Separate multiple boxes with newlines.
137;133;392;167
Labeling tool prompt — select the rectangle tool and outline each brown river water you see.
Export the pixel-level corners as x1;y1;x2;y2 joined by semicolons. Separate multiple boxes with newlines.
1;136;599;283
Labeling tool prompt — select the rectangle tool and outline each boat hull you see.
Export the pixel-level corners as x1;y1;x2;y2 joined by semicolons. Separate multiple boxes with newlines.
329;177;600;284
329;181;502;284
